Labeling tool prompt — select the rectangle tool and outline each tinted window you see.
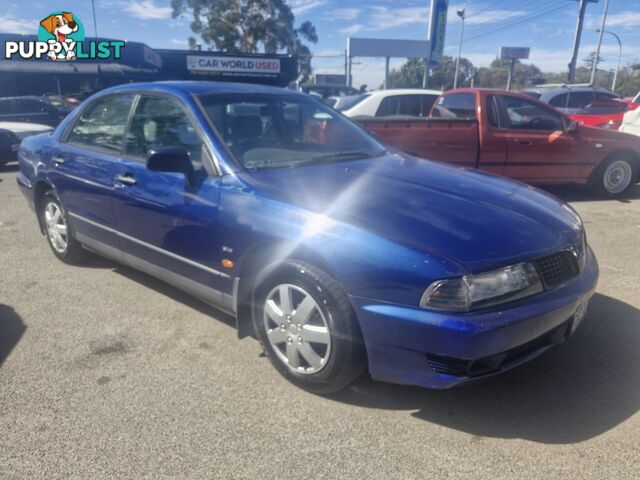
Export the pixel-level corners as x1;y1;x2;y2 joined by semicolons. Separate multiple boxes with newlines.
578;102;626;115
12;99;47;114
567;91;594;109
67;94;134;153
397;95;421;116
126;96;204;170
199;94;384;169
500;96;563;131
486;95;500;127
595;91;618;101
376;96;400;117
421;95;438;116
548;93;568;108
432;93;476;119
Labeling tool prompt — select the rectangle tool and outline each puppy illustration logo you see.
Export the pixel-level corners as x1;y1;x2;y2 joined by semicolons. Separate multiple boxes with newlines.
38;11;85;61
4;11;124;61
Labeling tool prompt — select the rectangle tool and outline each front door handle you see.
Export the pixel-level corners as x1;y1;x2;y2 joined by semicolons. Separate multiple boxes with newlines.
115;174;137;186
513;139;533;146
52;156;65;165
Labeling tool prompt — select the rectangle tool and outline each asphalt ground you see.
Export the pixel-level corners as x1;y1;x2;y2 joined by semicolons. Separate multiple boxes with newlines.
0;161;638;479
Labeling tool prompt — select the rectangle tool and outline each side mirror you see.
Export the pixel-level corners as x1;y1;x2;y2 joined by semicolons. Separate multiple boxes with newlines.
566;120;580;134
146;146;193;176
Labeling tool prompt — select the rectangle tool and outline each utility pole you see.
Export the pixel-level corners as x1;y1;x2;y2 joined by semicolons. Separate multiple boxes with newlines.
567;0;590;83
590;0;610;85
453;9;465;89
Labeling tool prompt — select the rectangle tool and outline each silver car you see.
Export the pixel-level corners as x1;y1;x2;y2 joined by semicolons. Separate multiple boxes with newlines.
521;85;619;115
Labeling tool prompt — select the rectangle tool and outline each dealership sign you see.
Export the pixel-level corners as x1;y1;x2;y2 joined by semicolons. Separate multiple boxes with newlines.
500;47;530;60
187;55;281;76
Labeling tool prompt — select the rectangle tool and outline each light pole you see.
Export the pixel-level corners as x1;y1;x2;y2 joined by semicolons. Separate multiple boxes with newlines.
597;29;622;91
453;9;465;89
590;0;610;85
91;0;99;37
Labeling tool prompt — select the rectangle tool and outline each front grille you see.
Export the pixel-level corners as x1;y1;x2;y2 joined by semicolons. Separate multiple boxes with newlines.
533;250;579;289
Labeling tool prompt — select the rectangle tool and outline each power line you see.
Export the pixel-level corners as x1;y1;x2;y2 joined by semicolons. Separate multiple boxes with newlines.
449;0;558;39
464;4;569;42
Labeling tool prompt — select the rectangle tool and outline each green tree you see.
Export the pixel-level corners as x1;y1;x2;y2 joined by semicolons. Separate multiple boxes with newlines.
387;56;475;90
583;51;605;70
171;0;317;78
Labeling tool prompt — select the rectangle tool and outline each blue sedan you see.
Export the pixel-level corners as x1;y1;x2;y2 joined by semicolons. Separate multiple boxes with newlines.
17;82;598;393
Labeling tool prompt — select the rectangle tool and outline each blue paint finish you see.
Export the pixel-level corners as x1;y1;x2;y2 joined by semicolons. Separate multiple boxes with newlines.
18;81;599;389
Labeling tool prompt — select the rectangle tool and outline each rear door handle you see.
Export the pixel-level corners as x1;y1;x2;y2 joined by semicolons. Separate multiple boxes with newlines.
513;139;533;145
115;174;137;186
52;156;65;165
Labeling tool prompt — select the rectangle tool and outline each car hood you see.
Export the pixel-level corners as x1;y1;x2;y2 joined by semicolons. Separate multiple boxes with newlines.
241;153;583;273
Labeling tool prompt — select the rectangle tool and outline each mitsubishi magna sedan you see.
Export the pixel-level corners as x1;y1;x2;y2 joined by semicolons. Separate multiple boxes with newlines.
17;82;598;393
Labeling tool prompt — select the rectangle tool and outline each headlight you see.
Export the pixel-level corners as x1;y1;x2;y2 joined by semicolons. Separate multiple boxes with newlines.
420;262;543;312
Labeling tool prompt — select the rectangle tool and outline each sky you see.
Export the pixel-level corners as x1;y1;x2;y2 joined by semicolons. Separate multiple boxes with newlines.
1;0;639;88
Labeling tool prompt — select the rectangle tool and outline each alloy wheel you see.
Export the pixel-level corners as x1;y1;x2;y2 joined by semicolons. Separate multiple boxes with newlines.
263;283;332;374
44;201;68;253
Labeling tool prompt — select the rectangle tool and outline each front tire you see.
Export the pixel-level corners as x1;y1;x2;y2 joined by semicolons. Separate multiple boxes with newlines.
592;155;637;197
253;259;366;394
40;192;86;264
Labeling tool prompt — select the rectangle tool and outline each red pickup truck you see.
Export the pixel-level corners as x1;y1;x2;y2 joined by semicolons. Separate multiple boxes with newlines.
358;88;640;196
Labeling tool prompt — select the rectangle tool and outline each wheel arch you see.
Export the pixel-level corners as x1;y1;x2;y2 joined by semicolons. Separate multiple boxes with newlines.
234;240;349;339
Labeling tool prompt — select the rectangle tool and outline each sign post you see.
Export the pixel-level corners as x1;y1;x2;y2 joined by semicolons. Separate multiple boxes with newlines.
500;47;530;91
424;0;449;87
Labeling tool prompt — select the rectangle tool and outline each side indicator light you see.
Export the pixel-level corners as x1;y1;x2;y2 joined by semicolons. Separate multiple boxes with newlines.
221;259;235;269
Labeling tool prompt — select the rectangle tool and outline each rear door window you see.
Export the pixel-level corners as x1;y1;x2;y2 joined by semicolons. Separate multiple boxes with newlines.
376;96;400;117
548;93;568;108
421;95;438;116
567;91;595;109
431;93;477;119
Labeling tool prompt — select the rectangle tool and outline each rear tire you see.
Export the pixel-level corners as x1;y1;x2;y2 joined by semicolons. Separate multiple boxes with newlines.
40;192;87;264
253;259;366;394
592;154;637;197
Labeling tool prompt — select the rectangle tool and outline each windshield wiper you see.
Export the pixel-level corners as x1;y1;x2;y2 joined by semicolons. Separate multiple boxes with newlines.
298;149;387;166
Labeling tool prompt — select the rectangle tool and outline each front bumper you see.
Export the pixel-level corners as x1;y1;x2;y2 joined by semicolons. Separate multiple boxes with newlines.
351;247;599;389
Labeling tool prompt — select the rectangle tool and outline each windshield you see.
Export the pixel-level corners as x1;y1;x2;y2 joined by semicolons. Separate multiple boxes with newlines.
198;93;385;169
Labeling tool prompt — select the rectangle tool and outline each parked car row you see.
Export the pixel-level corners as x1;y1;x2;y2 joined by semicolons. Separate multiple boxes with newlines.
357;88;639;197
17;81;598;393
0;95;76;165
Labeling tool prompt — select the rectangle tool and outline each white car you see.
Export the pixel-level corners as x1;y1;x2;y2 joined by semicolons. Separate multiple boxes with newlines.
620;98;640;137
0;122;54;140
338;89;441;118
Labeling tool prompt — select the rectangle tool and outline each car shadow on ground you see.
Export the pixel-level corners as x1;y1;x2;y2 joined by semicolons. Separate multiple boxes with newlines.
542;184;640;203
331;293;639;444
0;305;27;366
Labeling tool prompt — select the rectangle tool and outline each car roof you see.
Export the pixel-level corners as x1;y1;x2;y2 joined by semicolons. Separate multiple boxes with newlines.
537;86;617;96
368;89;441;97
98;81;306;97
